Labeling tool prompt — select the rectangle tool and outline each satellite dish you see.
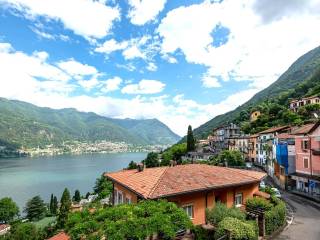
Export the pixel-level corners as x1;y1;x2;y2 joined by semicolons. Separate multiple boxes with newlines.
314;113;319;119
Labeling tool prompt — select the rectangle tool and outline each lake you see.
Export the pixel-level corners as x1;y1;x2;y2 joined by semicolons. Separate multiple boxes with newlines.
0;152;147;210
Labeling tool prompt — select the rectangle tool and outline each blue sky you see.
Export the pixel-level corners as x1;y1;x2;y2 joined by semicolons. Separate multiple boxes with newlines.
0;0;319;136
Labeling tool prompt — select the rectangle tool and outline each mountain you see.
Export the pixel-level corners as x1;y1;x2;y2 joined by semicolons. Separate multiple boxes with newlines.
0;98;180;149
193;45;320;139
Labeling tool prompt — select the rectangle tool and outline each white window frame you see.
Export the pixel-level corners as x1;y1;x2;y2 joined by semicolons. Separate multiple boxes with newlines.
182;204;194;219
235;193;243;207
117;190;123;204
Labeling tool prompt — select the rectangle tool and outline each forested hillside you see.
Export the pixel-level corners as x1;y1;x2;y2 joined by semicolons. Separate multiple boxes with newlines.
0;98;180;149
193;45;320;139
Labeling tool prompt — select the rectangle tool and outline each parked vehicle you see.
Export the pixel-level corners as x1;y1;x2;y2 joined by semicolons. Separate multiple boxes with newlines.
272;187;282;198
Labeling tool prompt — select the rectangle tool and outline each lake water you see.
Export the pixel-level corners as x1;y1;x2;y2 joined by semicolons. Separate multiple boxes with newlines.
0;152;146;210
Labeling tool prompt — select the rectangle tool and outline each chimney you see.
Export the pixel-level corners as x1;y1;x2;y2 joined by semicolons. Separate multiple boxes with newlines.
137;163;144;172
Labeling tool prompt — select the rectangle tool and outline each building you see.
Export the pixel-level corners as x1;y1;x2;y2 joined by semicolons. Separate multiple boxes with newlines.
289;96;320;112
47;232;70;240
105;164;266;225
290;122;320;195
256;126;291;176
248;134;259;162
0;224;10;236
250;111;261;122
228;135;250;161
273;133;296;189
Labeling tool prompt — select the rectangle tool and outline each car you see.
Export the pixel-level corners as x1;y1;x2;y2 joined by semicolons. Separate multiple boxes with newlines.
259;180;266;189
272;187;282;198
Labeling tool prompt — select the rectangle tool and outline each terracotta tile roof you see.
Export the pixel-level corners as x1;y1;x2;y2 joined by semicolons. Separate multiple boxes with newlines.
277;133;294;139
291;123;319;135
0;224;10;231
258;126;290;134
250;134;259;138
106;164;266;199
47;232;70;240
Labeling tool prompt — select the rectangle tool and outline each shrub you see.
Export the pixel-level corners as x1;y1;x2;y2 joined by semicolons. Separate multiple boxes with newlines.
265;200;286;235
206;202;245;225
215;217;258;240
192;225;214;240
246;197;273;212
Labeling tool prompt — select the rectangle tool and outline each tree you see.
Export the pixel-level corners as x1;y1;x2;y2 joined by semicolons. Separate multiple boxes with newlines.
58;188;72;228
212;150;245;167
73;190;81;202
143;152;159;168
187;125;196;152
52;196;58;215
0;197;19;223
10;223;40;240
127;160;138;170
85;192;91;199
49;194;54;214
24;195;46;221
94;174;113;199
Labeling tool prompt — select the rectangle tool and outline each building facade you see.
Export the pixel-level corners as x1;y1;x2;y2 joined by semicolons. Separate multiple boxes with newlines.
289;96;320;112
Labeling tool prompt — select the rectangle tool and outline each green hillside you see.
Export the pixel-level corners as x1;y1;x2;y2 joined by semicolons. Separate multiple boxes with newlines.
0;98;180;149
193;45;320;139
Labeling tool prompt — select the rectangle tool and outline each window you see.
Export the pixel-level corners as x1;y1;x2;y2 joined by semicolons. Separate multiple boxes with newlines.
182;205;194;219
115;190;123;205
235;193;243;207
126;197;132;204
301;140;310;150
280;167;285;175
303;157;309;169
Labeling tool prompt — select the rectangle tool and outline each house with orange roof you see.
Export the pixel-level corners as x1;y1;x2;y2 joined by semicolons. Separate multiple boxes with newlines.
105;164;266;225
47;232;70;240
290;122;320;195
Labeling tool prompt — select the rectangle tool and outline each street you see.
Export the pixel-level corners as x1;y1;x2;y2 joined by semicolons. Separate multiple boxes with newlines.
275;191;320;240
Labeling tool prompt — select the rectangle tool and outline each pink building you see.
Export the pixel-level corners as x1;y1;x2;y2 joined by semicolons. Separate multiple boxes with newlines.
291;122;320;195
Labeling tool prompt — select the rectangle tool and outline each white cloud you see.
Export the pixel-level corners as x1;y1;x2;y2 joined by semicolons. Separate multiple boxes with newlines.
94;39;128;54
78;78;100;91
122;45;145;60
128;0;166;25
57;59;98;79
202;75;221;88
146;62;157;71
102;77;122;93
1;0;120;39
122;79;165;94
157;0;320;91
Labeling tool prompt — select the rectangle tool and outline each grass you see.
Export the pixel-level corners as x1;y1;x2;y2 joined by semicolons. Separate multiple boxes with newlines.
32;216;56;229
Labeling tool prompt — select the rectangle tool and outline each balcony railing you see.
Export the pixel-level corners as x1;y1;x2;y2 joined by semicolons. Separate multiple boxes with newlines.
312;148;320;156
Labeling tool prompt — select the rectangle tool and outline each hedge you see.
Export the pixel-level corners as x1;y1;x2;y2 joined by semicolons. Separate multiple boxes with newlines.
246;197;273;211
214;217;258;240
265;200;286;235
206;202;246;225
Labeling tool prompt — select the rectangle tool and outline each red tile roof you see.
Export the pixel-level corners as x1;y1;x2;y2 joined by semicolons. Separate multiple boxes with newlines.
106;164;266;199
47;232;70;240
291;123;319;135
258;126;290;134
277;133;294;139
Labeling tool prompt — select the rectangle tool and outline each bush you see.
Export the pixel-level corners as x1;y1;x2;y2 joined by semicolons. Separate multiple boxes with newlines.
192;225;214;240
265;200;286;235
246;197;273;211
206;202;245;225
215;217;258;240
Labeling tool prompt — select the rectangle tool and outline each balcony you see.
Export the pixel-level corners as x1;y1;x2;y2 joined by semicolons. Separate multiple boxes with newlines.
312;148;320;156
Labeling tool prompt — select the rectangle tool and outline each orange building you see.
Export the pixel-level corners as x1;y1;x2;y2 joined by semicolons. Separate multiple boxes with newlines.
248;134;259;162
106;164;265;225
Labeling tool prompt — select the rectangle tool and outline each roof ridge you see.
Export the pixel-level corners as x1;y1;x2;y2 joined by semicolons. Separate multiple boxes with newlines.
224;167;259;181
148;166;170;198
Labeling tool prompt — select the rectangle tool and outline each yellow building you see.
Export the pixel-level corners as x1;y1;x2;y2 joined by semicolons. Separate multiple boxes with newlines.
250;111;261;122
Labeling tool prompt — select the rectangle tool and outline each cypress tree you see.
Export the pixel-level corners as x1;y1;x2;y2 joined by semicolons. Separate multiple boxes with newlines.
57;188;71;228
52;196;58;215
186;125;196;152
73;190;81;202
49;194;54;214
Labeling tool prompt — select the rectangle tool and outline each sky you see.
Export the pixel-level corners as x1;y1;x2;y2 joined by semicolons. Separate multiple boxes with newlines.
0;0;320;136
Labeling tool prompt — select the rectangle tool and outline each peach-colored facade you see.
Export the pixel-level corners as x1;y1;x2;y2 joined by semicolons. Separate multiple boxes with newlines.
112;182;259;225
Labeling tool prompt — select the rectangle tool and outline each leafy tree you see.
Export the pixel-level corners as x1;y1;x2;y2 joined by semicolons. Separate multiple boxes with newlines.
127;160;138;170
94;174;113;199
24;195;46;221
211;150;245;167
0;197;19;223
57;188;72;228
143;152;159;168
206;202;245;225
162;143;188;165
10;222;45;240
73;190;81;202
187;125;196;152
66;200;192;240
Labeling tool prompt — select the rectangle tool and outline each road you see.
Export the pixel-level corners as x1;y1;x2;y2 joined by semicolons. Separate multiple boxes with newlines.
275;191;320;240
